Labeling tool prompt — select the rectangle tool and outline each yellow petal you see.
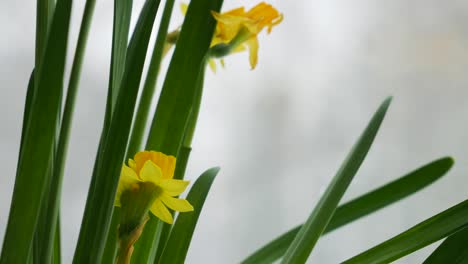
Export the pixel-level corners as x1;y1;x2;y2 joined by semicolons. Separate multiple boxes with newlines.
160;179;190;196
140;160;163;184
180;3;188;15
161;194;194;212
208;59;217;73
133;151;153;173
223;7;246;16
245;37;259;69
149;151;176;179
128;159;136;171
150;199;173;224
115;165;140;207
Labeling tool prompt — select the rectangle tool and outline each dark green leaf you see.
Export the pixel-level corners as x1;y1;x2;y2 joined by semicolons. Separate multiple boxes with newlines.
0;0;71;261
126;0;176;157
342;199;468;264
35;0;98;262
73;0;161;261
242;157;453;264
424;227;468;264
281;97;392;264
146;0;224;155
134;0;224;259
108;0;133;114
153;146;192;264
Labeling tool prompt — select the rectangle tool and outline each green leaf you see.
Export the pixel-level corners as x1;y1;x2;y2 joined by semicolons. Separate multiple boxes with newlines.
342;199;468;264
35;0;55;74
281;97;392;264
424;227;468;264
146;0;224;155
126;0;176;157
242;157;454;264
153;147;192;264
0;0;71;261
53;216;61;264
133;0;224;259
102;208;120;263
108;0;133;115
73;0;161;262
158;167;220;264
34;0;98;262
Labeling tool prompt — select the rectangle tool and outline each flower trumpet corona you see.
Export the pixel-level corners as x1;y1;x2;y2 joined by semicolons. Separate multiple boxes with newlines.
209;2;283;69
114;151;193;263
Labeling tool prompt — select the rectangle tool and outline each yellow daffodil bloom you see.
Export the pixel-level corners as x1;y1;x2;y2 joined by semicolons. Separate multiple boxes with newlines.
115;151;193;224
210;2;283;69
174;2;282;71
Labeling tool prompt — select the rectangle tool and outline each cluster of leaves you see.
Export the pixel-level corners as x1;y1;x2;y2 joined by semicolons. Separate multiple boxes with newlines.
0;0;467;263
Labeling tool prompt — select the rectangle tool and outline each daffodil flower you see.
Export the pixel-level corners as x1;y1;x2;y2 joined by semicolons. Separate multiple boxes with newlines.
209;2;283;69
169;2;282;71
115;151;193;225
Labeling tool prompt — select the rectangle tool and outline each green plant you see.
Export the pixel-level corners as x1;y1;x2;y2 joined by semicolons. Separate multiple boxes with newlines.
1;0;466;263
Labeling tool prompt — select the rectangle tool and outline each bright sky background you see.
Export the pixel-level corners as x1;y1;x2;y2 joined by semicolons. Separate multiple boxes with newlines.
1;0;468;263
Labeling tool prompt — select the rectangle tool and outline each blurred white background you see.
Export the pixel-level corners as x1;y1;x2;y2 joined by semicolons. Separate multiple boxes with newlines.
1;0;468;263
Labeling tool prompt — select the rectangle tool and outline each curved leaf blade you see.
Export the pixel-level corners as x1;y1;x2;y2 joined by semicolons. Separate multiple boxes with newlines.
342;199;468;264
0;0;71;261
424;227;468;264
73;0;161;261
158;167;220;264
242;157;454;264
281;97;392;264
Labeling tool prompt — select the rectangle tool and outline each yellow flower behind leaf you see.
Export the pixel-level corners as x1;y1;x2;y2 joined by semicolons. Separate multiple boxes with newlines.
210;2;283;69
115;151;193;224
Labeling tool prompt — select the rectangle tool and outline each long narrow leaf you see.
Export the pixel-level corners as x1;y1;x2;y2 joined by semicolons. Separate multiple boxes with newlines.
126;0;176;157
35;0;97;262
81;1;132;261
281;97;392;263
0;0;71;261
242;157;453;264
108;0;133;115
424;227;468;264
133;0;224;259
158;167;220;264
73;0;161;262
153;146;192;264
35;0;55;74
342;199;468;264
146;0;223;155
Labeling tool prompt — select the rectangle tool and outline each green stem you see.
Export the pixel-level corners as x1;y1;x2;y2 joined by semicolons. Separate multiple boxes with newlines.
126;0;176;158
116;216;150;264
182;63;206;147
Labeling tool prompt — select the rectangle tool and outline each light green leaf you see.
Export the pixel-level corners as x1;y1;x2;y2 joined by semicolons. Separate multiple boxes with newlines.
342;199;468;264
158;167;220;264
281;97;392;264
242;157;453;264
